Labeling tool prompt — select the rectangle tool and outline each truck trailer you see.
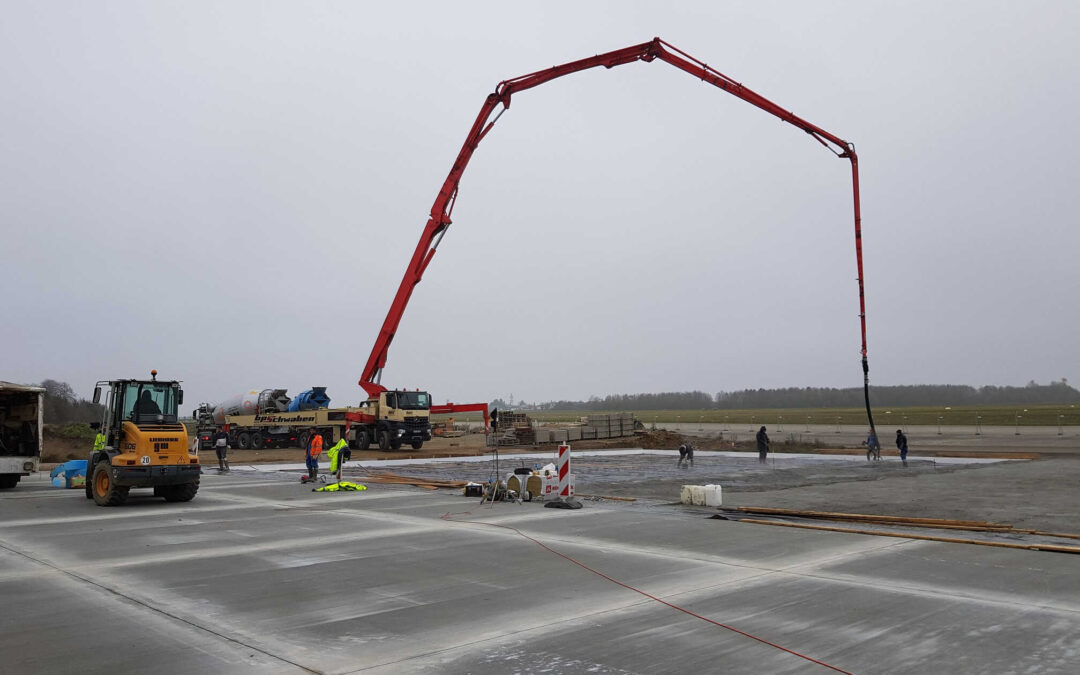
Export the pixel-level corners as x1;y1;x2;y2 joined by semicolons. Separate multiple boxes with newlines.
0;381;44;489
193;387;330;449
198;387;433;451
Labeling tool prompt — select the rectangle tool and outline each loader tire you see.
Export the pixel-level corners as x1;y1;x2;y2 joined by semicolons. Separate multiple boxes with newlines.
162;480;199;503
92;462;129;507
377;429;391;451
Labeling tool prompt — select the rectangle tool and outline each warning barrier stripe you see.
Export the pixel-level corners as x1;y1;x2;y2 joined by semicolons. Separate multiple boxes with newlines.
558;443;571;497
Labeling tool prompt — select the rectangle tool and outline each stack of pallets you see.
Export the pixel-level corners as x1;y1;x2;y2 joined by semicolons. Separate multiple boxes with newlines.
489;411;535;446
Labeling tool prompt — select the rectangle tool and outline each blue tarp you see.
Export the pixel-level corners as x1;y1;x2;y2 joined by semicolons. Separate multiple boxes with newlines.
50;459;87;488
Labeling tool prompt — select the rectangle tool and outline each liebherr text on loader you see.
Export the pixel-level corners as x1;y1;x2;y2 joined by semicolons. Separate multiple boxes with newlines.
87;370;201;506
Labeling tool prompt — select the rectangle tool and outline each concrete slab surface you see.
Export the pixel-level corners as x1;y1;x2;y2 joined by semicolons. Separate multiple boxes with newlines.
2;470;1078;674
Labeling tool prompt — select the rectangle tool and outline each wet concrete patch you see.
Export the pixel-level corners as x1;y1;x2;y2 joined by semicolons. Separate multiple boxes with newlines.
318;450;1013;503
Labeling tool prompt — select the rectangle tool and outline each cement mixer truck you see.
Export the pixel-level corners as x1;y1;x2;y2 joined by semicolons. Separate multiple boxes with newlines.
193;387;329;450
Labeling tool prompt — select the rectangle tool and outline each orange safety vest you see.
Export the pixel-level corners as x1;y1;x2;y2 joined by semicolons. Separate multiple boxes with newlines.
309;434;324;457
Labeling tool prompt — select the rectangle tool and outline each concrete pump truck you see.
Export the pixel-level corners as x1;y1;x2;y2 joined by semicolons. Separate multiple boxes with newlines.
87;370;200;506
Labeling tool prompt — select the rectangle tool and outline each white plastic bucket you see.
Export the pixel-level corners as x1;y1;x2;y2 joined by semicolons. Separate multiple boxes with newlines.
704;484;722;506
680;485;706;505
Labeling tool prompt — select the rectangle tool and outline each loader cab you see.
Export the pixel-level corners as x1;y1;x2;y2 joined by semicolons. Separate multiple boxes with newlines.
93;373;184;446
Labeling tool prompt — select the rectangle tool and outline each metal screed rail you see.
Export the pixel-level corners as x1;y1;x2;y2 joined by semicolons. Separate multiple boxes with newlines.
359;37;877;438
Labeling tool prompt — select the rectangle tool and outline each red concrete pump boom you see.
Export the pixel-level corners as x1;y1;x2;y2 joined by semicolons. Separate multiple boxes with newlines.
360;37;877;437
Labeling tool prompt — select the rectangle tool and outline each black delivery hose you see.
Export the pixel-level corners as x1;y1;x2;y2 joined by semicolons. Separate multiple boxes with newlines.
863;356;878;450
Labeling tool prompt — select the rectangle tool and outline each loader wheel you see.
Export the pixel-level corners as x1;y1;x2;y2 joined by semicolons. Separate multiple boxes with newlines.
162;480;199;503
377;429;391;451
237;431;251;449
92;461;129;507
411;440;424;450
355;429;371;451
251;431;265;450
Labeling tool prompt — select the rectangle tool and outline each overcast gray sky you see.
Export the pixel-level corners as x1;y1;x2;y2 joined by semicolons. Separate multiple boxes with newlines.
2;1;1078;410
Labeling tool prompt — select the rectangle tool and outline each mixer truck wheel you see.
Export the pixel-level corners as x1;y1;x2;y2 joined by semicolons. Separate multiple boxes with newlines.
237;431;251;449
377;429;391;451
251;432;265;450
297;431;309;450
356;429;371;450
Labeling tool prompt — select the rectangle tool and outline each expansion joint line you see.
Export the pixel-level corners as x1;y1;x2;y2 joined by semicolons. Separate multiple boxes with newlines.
440;511;855;674
0;539;322;675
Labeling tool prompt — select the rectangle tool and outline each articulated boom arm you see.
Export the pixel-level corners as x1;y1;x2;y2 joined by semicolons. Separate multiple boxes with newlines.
360;37;875;437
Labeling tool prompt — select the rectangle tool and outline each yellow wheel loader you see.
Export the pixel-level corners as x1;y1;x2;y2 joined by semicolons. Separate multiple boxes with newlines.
86;371;200;506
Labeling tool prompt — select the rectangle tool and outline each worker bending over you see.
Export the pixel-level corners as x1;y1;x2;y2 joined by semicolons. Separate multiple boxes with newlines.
677;443;694;468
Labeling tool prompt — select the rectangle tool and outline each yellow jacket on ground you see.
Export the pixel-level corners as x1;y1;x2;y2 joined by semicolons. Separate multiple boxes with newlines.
314;481;366;492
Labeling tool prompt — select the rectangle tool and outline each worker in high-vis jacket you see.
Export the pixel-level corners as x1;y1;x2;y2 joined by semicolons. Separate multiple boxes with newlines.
306;430;324;481
327;437;351;477
93;433;106;452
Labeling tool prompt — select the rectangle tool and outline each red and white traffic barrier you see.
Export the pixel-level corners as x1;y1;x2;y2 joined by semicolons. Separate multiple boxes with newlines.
555;443;574;499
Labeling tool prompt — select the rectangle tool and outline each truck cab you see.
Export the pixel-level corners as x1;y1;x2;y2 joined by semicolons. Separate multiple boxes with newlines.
346;390;432;451
87;371;200;506
192;402;217;450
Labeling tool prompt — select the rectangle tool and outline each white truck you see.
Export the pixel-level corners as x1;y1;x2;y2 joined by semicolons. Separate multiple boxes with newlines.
0;382;44;489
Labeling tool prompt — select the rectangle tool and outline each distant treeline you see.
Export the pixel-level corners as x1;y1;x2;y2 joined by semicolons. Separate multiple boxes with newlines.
501;380;1079;411
36;379;104;424
716;381;1078;408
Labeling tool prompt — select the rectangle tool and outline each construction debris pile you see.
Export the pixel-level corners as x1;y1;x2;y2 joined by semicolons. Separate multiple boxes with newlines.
490;411;535;446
